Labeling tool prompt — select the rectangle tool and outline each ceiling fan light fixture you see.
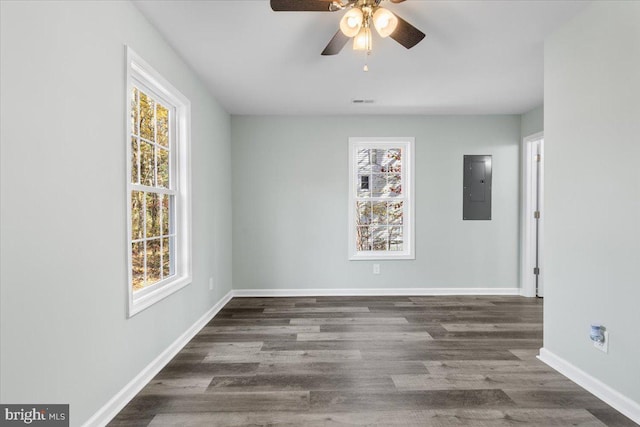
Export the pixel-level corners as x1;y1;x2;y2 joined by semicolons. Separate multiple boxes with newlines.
373;7;398;38
269;0;425;57
353;26;372;51
339;8;363;37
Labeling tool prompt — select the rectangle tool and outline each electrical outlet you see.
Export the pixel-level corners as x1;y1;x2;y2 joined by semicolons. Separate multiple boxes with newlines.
373;264;380;275
209;277;214;290
594;331;609;353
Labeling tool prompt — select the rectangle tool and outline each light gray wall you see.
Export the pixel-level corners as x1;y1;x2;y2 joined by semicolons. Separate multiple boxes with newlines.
521;105;544;139
232;115;520;291
544;1;640;404
0;1;232;426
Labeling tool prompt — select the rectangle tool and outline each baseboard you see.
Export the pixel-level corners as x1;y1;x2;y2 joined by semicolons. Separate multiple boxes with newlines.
519;288;535;297
538;347;640;424
231;287;520;297
82;290;234;427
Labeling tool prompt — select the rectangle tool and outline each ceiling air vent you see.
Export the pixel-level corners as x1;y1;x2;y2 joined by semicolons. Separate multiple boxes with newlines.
352;99;375;104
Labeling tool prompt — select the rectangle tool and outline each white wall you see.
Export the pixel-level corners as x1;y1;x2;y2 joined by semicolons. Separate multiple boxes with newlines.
0;1;232;426
544;0;640;406
232;115;520;292
521;105;544;139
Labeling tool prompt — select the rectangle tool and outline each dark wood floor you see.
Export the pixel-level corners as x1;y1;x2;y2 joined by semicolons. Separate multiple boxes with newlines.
110;296;638;426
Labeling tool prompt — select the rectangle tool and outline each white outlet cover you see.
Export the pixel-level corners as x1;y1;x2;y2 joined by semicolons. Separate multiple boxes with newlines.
594;331;609;353
373;264;380;275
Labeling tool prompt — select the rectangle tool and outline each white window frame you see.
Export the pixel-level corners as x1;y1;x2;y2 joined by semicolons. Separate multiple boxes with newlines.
348;137;415;260
126;46;192;317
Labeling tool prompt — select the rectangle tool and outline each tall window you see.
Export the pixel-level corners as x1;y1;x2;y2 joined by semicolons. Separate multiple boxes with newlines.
126;47;191;317
348;137;415;260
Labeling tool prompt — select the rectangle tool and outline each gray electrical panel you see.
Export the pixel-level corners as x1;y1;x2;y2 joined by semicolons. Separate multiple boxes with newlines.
463;155;492;220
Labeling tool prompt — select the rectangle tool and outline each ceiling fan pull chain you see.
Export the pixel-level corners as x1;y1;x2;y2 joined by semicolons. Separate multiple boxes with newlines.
363;50;370;72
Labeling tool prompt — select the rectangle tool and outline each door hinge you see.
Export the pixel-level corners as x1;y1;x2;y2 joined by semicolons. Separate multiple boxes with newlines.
534;211;540;219
533;267;540;275
536;154;541;162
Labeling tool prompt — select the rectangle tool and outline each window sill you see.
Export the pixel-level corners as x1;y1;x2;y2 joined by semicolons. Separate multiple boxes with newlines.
128;275;191;317
349;252;415;261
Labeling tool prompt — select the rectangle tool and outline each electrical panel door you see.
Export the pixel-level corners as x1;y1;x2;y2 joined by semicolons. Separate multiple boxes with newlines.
463;155;492;220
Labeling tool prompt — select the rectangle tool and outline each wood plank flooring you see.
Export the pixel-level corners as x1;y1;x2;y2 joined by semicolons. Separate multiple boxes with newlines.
109;296;638;426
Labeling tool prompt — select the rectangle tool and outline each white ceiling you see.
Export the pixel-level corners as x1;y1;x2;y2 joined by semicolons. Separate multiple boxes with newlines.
132;0;589;115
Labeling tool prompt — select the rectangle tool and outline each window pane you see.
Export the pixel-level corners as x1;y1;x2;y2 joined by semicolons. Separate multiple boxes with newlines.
388;201;403;225
131;191;145;240
388;174;401;197
140;141;155;187
132;241;145;291
131;137;139;184
162;195;170;236
157;147;169;188
371;174;386;197
162;237;172;278
370;149;384;172
146;239;161;285
356;201;371;225
371;201;387;224
389;226;403;251
356;226;371;251
156;103;169;147
357;149;370;173
145;192;161;238
131;87;139;136
383;149;401;173
372;226;388;251
139;91;156;142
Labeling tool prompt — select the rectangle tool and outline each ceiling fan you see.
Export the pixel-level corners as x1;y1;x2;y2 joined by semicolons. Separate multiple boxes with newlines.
270;0;426;56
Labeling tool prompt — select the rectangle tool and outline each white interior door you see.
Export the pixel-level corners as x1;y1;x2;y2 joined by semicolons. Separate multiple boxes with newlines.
521;133;544;297
535;139;544;297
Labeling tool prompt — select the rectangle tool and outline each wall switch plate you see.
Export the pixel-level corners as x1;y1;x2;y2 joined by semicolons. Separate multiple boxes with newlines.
209;277;214;290
373;264;380;275
594;331;609;353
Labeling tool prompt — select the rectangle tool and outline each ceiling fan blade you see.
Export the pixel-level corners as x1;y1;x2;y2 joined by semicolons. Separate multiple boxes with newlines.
389;14;425;49
321;29;350;55
270;0;334;12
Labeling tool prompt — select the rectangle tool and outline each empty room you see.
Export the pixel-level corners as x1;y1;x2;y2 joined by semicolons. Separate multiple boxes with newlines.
0;0;639;426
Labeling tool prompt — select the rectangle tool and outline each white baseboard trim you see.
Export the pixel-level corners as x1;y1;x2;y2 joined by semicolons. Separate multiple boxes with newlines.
519;288;535;297
538;347;640;424
231;287;520;297
82;290;234;427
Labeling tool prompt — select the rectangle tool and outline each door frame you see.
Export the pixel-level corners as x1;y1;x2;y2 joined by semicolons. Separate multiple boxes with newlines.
521;132;544;297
